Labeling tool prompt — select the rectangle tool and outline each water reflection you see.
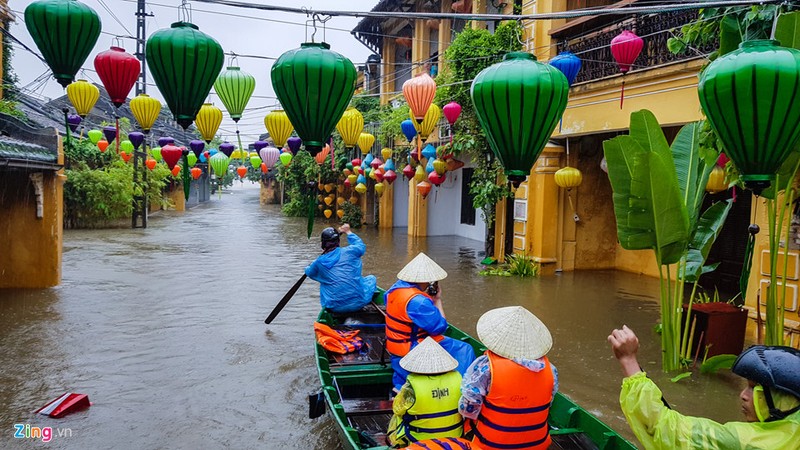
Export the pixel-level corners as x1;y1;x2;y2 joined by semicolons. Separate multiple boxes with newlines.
0;185;743;449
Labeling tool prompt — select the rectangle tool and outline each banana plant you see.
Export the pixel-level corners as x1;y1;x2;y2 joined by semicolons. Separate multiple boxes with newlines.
603;110;732;371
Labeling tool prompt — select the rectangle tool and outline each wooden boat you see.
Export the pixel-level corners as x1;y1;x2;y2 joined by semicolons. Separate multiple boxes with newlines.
313;301;637;450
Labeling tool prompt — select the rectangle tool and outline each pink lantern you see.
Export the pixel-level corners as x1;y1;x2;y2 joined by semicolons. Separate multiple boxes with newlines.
443;102;461;125
260;146;280;170
370;158;382;169
610;30;643;109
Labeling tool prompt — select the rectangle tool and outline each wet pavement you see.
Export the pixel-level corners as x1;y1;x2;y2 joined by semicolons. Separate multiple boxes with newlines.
0;183;744;449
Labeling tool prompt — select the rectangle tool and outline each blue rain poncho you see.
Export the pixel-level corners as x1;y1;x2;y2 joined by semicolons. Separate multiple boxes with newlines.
305;233;377;313
620;372;800;449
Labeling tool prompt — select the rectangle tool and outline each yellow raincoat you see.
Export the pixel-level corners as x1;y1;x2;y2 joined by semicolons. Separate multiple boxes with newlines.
620;372;800;449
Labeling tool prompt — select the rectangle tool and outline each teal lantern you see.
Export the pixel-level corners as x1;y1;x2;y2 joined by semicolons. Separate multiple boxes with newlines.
471;52;569;186
146;22;224;129
24;0;101;88
271;42;356;155
214;65;255;122
698;40;800;192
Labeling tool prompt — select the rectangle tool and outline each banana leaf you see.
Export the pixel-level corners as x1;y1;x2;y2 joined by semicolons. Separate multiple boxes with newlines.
672;121;717;232
700;354;738;374
761;151;800;200
683;199;734;282
776;11;800;50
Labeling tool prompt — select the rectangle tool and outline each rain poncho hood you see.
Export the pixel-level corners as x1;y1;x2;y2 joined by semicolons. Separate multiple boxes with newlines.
305;233;376;313
620;372;800;449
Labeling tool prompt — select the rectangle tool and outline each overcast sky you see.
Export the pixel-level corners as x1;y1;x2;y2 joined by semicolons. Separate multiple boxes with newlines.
11;0;379;141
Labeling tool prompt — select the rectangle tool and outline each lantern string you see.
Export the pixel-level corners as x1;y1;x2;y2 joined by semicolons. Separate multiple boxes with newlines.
619;79;626;109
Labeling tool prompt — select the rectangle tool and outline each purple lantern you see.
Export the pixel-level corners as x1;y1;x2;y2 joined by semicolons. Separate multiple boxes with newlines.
287;136;302;155
158;136;175;147
67;114;81;132
219;142;235;157
128;132;145;150
189;139;205;157
260;146;280;169
103;126;117;143
254;140;269;151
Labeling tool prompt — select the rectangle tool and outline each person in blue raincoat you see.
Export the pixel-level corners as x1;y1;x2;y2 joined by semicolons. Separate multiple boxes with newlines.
385;252;476;393
305;224;377;313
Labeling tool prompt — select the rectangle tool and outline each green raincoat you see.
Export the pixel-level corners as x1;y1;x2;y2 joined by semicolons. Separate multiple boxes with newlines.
620;372;800;449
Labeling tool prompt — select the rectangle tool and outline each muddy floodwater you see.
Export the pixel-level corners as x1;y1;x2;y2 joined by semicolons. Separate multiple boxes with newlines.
0;184;745;449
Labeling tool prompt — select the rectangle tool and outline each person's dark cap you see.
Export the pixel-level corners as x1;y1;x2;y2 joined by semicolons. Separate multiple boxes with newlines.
321;227;340;250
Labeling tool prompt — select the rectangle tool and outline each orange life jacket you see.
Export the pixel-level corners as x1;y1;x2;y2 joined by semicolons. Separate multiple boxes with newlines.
472;351;554;450
314;322;364;354
401;437;473;449
385;287;444;356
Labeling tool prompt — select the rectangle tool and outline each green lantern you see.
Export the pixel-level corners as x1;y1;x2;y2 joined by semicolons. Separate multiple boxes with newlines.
210;152;230;177
120;140;134;153
271;42;356;155
146;22;224;130
186;152;198;168
698;40;800;192
214;66;255;122
150;146;162;162
87;129;102;144
471;52;569;186
24;0;101;88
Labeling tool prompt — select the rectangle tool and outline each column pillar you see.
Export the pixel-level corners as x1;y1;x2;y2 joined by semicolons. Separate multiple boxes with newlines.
526;143;564;275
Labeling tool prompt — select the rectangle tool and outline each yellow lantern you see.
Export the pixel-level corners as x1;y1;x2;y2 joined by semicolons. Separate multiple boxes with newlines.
381;147;393;161
355;183;367;194
66;79;99;118
337;209;344;219
554;166;582;190
196;103;223;143
414;165;426;182
375;182;385;197
358;132;375;155
337;197;345;206
325;183;334;193
706;165;728;194
264;110;293;148
349;196;359;204
324;197;333;206
129;94;161;133
336;107;364;148
324;209;333;219
347;174;358;185
409;103;441;142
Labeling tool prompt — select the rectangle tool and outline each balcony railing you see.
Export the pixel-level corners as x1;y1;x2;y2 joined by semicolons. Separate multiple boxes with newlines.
555;9;717;85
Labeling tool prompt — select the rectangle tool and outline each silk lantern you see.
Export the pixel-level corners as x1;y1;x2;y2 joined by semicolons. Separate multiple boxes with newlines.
416;180;432;199
67;114;81;132
97;140;109;152
287;136;302;155
698;40;800;192
443;101;461;126
403;73;436;122
358;132;375;155
158;137;174;147
264;110;294;148
128;132;144;150
401;119;417;143
146;21;224;129
355;183;367;194
410;103;441;142
706;166;728;194
381;147;392;161
554;166;582;189
94;46;140;107
102;126;116;143
119;140;134;153
214;65;255;122
271;42;357;155
384;169;397;184
87;129;102;144
219;142;235;157
279;152;293;167
375;182;385;197
471;52;569;186
66;79;99;118
610;30;643;109
549;51;582;86
249;155;261;168
196;103;223;143
25;0;101;88
130;94;161;133
189;140;205;157
161;144;182;169
314;145;331;165
236;166;247;179
260;146;280;170
428;171;446;186
145;158;157;170
209;152;230;177
337;107;364;149
191;167;202;180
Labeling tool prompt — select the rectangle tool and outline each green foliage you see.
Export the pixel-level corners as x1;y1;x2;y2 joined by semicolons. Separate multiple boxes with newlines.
669;372;693;383
351;95;382;124
341;200;363;227
0;100;27;121
479;253;539;277
2;17;19;99
377;102;410;145
700;354;738;374
277;151;320;217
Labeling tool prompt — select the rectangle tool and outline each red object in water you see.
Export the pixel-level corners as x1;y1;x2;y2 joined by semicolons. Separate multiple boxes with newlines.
237;166;247;178
97;140;109;152
171;165;181;177
145;158;157;170
94;47;140;108
191;167;202;180
161;144;182;170
36;393;91;418
120;151;131;163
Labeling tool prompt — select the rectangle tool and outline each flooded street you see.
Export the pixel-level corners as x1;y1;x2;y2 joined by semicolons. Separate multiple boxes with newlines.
1;183;744;449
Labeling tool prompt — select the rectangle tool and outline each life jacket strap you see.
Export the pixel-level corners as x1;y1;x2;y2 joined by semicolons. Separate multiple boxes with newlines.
477;414;547;432
484;399;549;414
407;408;459;421
473;426;549;449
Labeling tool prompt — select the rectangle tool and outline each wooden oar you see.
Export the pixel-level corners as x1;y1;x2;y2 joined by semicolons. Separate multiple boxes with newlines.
264;274;307;324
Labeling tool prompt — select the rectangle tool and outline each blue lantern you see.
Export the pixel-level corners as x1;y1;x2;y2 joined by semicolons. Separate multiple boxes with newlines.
401;119;417;143
384;159;395;171
425;158;435;174
549;51;582;86
422;143;437;160
357;174;366;185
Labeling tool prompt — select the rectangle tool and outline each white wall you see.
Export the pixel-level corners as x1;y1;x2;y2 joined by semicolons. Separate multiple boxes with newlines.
392;176;410;228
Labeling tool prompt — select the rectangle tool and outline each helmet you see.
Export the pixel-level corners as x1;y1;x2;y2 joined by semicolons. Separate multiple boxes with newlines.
320;227;340;251
732;345;800;421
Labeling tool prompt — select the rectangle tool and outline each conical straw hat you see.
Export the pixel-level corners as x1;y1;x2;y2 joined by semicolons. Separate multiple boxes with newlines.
399;337;458;374
397;252;448;283
477;306;552;360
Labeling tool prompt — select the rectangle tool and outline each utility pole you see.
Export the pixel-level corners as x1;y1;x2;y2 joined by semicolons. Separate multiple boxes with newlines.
132;0;152;228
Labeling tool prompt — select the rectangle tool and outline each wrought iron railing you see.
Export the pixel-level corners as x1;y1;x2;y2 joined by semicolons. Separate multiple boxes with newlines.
555;9;717;84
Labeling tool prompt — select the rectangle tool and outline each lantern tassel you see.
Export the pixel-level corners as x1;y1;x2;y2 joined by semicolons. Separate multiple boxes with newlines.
619;79;625;109
235;127;245;164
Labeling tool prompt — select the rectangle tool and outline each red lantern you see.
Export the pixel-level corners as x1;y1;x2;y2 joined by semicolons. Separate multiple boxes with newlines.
416;180;432;199
191;167;202;180
403;73;436;122
374;169;384;182
161;144;182;170
370;158;382;169
402;164;415;179
610;30;643;109
203;150;210;160
443;101;462;125
171;165;181;177
384;169;397;185
352;158;362;167
97;139;109;152
261;162;268;173
343;178;352;189
93;46;140;108
145;158;157;170
120;151;131;163
717;153;730;167
428;171;446;186
237;166;247;178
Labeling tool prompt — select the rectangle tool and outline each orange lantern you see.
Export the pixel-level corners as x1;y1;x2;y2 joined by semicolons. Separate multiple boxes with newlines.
191;167;202;180
315;144;331;165
324;197;333;206
417;180;432;199
403;73;437;122
237;166;247;178
349;196;359;204
336;197;345;206
261;162;268;173
97;139;109;152
120;151;131;163
324;209;333;219
171;165;181;177
145;158;157;170
337;209;344;219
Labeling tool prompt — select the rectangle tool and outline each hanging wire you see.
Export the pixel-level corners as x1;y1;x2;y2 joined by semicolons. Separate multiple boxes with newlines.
179;0;193;23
